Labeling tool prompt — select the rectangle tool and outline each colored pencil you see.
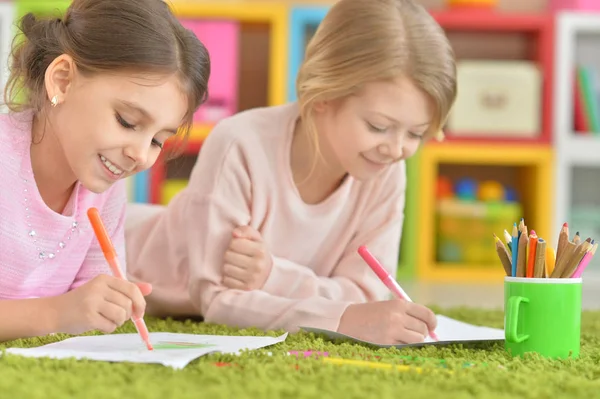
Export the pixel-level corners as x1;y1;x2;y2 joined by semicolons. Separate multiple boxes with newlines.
516;230;528;277
511;223;518;277
518;218;525;236
551;240;578;278
555;222;569;267
573;231;581;245
526;231;538;278
533;238;546;278
504;229;513;253
323;357;426;373
494;234;512;276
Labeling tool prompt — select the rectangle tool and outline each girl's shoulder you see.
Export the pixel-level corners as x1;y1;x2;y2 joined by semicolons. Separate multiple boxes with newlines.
0;110;34;151
203;103;298;149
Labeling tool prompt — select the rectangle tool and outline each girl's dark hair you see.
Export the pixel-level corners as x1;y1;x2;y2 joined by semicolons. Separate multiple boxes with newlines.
4;0;210;140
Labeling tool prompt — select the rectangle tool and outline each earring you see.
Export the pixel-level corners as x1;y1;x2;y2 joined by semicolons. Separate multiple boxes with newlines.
50;95;59;107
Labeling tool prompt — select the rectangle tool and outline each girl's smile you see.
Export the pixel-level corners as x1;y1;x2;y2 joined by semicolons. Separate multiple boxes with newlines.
98;155;125;179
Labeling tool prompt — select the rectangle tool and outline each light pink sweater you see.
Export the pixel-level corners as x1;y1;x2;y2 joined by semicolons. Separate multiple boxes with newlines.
0;111;127;299
126;103;406;332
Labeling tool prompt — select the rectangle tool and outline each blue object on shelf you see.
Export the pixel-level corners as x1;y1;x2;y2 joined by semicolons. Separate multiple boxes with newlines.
505;187;518;202
288;6;329;102
455;178;478;201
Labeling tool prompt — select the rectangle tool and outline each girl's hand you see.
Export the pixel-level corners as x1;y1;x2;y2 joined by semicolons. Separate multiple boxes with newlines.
222;226;273;291
50;275;152;335
337;299;437;345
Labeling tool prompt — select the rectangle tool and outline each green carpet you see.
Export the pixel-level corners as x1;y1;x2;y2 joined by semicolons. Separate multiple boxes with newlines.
2;307;600;399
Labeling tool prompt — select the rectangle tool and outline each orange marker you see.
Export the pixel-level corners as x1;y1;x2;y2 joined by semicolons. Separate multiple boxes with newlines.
526;230;538;278
87;207;153;350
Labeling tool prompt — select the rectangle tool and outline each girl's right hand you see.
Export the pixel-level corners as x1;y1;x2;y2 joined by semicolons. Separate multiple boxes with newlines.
49;274;151;335
337;299;437;345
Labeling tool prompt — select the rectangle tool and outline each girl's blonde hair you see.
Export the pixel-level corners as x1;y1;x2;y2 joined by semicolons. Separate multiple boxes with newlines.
296;0;456;146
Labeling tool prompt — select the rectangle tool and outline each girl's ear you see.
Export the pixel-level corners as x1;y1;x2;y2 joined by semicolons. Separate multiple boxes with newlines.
313;100;328;113
44;54;76;107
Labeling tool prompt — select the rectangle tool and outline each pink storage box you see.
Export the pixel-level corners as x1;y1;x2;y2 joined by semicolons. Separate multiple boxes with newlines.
180;19;240;124
549;0;600;11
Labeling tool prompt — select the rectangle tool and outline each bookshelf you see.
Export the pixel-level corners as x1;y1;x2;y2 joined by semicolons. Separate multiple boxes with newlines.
553;11;600;278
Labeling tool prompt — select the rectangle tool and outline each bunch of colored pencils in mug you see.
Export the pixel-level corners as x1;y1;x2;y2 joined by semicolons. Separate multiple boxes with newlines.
494;220;597;278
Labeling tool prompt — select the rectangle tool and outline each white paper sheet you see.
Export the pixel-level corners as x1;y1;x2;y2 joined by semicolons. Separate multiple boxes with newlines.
301;315;504;348
5;332;288;369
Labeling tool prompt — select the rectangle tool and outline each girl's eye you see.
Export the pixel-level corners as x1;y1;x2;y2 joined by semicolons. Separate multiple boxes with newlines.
409;132;424;140
367;122;387;133
116;113;136;130
151;139;164;149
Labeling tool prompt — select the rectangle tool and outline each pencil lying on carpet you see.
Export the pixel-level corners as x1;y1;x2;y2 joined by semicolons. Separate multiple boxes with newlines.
323;357;426;373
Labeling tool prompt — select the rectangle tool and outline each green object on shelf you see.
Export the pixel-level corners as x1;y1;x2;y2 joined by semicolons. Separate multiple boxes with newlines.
436;199;522;266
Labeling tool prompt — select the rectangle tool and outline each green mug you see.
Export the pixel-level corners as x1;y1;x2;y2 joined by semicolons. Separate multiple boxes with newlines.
504;276;582;359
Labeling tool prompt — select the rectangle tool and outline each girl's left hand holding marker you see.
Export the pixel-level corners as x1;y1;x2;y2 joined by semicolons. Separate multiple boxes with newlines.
222;226;273;291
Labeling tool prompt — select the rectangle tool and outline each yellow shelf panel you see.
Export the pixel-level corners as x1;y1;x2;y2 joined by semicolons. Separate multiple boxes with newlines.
424;142;553;164
171;2;287;21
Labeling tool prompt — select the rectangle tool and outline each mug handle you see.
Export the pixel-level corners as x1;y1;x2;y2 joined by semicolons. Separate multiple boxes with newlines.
506;296;530;343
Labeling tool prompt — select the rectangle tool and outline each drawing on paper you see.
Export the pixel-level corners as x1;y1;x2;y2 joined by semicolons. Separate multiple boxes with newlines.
152;341;216;350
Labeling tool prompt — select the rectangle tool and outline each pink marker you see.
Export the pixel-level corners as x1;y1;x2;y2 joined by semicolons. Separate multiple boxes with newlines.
358;245;439;341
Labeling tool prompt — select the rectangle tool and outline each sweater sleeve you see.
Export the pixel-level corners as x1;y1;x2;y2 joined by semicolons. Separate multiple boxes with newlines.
261;163;406;302
70;181;128;290
185;132;354;333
